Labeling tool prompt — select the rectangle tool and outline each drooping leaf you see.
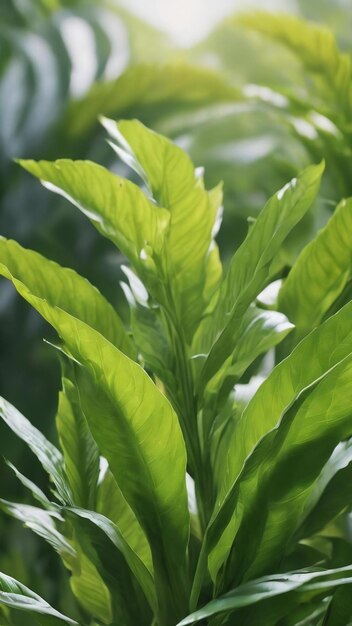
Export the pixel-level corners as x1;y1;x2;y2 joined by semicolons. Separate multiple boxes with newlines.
0;500;74;561
179;566;352;626
67;508;156;614
0;237;135;356
1;458;111;623
0;265;190;623
0;396;71;504
0;571;78;625
5;460;52;509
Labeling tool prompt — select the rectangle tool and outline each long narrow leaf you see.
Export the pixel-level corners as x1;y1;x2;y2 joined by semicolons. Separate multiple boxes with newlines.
67;508;156;613
56;362;100;510
180;567;352;625
0;572;78;625
0;396;71;504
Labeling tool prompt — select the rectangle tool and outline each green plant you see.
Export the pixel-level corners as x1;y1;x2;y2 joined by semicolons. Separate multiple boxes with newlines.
1;120;352;625
235;12;352;200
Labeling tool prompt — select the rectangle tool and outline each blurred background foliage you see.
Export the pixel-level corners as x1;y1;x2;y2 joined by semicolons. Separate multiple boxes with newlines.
1;0;352;615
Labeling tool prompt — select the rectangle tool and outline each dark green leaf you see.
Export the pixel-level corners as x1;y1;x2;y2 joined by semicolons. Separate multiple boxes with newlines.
180;566;352;625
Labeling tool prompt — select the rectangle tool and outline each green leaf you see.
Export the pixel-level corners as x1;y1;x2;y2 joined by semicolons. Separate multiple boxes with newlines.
96;466;152;574
323;585;352;626
0;500;75;562
0;237;134;357
236;12;352;119
191;301;352;605
0;267;190;622
179;566;352;626
71;347;189;624
226;307;294;380
221;353;352;587
219;299;352;506
5;460;52;509
2;465;111;623
68;539;112;626
297;439;352;540
198;162;324;392
67;508;157;614
121;267;175;391
0;571;78;625
56;361;100;509
203;306;294;423
64;63;239;138
104;117;223;341
17;159;169;285
0;396;71;505
278;198;352;337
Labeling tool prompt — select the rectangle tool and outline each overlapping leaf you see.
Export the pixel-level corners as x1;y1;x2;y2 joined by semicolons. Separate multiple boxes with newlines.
64;63;239;139
67;507;156;614
0;237;134;356
279;197;352;337
56;362;100;510
236;12;352;119
0;571;78;625
198;162;324;392
67;539;113;625
190;301;352;605
17;159;170;286
0;396;71;504
104;117;223;341
96;466;152;574
296;439;352;540
0;251;190;622
221;354;352;587
0;500;74;561
180;566;352;626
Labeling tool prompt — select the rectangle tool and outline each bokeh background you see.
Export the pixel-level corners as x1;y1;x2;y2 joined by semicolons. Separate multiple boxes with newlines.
1;0;352;617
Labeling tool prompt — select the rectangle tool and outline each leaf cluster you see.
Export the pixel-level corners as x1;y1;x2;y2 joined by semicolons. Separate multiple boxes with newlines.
1;118;352;625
